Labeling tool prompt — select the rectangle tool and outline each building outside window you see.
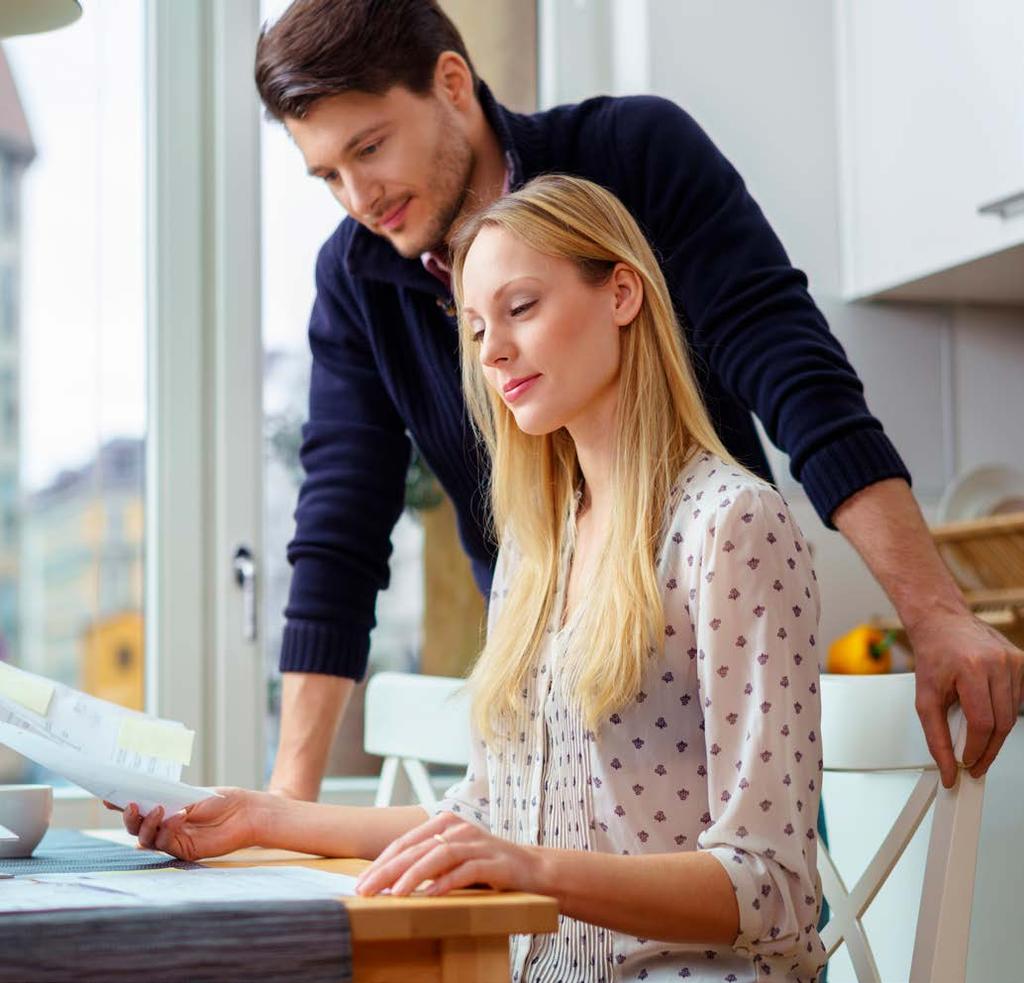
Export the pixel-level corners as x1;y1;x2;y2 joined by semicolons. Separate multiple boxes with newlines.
1;4;146;784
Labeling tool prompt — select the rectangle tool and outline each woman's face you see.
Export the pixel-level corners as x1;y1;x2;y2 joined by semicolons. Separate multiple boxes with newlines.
460;225;642;437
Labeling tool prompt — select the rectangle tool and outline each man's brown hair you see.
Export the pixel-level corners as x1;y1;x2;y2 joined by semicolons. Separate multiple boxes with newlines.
255;0;478;122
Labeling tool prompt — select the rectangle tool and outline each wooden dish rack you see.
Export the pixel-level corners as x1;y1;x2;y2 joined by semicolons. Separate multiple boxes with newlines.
879;511;1024;663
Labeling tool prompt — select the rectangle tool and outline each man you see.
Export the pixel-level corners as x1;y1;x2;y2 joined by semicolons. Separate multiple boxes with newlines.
256;0;1023;805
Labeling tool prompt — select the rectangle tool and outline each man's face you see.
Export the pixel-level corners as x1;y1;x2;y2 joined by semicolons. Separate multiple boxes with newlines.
286;85;474;258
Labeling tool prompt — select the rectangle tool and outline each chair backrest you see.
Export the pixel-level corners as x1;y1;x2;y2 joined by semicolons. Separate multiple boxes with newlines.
818;672;987;983
363;672;471;807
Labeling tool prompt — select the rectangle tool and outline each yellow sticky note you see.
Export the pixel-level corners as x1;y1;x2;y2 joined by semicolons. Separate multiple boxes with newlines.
0;663;54;716
117;717;195;765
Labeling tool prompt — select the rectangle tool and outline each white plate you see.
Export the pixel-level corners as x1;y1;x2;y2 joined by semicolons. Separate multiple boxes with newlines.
937;463;1024;587
938;463;1024;523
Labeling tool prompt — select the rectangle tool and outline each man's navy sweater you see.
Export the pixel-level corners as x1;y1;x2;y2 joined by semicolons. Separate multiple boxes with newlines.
280;83;910;680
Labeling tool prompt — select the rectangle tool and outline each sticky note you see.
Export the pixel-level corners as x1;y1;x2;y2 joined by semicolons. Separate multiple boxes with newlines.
117;718;195;765
0;663;54;716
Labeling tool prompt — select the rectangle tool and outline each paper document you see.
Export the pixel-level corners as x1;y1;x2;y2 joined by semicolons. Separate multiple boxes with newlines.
0;876;143;912
0;720;215;815
0;662;193;780
0;663;212;815
0;866;359;913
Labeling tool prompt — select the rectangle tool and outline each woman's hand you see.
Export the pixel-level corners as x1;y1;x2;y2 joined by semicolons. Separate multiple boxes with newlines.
354;811;545;898
119;788;273;862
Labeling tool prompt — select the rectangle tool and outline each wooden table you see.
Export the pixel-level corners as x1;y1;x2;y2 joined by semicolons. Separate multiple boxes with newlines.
85;830;558;982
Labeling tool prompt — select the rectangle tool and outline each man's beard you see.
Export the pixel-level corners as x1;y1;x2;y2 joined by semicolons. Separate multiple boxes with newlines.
393;110;475;259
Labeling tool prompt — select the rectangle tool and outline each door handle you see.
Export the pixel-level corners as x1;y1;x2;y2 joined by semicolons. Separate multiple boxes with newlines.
232;545;258;643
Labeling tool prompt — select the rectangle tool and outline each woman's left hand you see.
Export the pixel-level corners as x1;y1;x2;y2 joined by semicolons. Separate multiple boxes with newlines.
354;812;545;898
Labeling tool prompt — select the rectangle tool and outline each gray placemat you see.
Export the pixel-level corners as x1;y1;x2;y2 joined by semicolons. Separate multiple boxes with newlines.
0;828;200;874
0;900;351;983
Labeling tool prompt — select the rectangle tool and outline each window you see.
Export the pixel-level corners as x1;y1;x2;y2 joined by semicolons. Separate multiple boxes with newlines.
2;2;147;786
0;158;19;235
0;473;15;545
0;267;14;339
0;368;15;443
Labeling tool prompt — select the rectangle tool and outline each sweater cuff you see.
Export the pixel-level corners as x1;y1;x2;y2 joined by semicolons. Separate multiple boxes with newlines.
279;620;371;680
797;428;912;529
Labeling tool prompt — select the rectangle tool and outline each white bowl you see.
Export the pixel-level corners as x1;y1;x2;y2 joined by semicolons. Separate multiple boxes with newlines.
0;784;53;859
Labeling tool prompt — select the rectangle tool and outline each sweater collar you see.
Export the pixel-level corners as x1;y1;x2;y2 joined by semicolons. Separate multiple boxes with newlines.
342;81;537;294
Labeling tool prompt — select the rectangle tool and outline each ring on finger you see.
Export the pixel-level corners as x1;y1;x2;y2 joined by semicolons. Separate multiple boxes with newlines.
432;832;449;846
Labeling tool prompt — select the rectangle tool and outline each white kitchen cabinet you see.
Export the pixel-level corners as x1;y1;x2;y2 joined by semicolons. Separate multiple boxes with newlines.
837;0;1024;303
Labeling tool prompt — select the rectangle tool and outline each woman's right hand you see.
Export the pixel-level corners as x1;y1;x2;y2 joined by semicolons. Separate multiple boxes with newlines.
120;787;272;862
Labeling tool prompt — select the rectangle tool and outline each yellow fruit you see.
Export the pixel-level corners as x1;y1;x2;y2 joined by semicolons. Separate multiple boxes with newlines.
827;624;893;674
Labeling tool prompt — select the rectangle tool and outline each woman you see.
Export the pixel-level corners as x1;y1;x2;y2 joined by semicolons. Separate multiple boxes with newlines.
123;176;826;982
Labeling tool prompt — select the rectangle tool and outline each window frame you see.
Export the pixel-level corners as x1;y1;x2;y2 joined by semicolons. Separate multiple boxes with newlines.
143;0;264;792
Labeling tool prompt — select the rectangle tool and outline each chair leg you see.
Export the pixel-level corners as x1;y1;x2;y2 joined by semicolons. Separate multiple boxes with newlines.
374;756;400;808
403;757;438;809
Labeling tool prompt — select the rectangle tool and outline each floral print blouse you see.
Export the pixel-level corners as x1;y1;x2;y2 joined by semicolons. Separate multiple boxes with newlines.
434;452;827;982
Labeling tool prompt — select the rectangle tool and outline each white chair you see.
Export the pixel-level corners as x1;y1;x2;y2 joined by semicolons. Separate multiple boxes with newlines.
363;671;471;808
818;673;987;983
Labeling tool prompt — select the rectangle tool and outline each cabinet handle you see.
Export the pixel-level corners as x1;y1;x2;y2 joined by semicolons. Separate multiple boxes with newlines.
977;189;1024;220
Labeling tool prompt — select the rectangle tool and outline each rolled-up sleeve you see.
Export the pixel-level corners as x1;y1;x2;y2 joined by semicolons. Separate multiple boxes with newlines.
693;485;826;975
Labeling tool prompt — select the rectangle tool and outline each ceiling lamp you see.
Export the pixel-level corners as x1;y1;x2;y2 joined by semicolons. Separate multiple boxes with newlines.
0;0;82;39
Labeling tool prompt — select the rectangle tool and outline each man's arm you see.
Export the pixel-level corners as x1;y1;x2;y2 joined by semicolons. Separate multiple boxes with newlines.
268;673;355;801
608;97;910;523
834;479;1024;788
272;227;411;798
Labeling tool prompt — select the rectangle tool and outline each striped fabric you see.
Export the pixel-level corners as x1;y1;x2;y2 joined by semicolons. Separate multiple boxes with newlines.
0;899;351;983
513;626;614;981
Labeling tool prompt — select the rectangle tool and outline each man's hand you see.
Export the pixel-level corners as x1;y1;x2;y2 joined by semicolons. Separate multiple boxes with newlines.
834;478;1024;788
267;673;355;801
907;610;1024;787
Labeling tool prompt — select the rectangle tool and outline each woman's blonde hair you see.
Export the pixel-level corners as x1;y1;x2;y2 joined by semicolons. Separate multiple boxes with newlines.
450;174;739;742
